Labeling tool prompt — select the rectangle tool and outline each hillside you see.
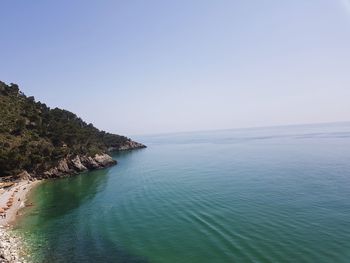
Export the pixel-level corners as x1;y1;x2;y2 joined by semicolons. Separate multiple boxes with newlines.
0;81;145;178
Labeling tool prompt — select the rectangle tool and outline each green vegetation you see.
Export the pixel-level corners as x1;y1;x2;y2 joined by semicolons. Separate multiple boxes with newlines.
0;81;132;177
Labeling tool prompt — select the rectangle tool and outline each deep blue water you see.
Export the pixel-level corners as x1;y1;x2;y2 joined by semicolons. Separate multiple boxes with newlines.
16;122;350;262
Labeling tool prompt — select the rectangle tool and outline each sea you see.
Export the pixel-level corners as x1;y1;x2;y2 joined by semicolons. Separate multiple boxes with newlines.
14;122;350;262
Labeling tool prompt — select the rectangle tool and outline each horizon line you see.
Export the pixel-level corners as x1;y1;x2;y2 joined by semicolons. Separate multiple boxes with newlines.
129;120;350;137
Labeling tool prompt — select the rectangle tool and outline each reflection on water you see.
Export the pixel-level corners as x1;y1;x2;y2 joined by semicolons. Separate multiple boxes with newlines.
21;169;109;222
15;168;150;262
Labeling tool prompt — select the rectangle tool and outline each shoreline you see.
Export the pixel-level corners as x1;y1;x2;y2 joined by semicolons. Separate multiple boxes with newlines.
0;180;41;227
0;152;120;262
0;149;144;262
0;180;41;263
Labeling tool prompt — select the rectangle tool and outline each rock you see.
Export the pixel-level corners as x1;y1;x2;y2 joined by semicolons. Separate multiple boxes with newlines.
35;153;117;179
43;167;61;178
17;171;31;181
94;154;116;167
70;156;87;171
80;156;99;169
108;140;146;152
57;159;70;173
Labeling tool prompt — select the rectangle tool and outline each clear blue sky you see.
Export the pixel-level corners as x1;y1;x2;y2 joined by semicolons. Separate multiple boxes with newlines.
1;1;350;135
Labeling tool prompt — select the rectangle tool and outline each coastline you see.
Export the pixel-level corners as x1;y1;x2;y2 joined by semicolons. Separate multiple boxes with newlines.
0;180;41;263
0;149;146;262
0;152;119;262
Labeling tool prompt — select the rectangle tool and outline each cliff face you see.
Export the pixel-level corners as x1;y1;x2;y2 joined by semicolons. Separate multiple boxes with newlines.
41;153;116;179
108;140;146;151
0;81;146;180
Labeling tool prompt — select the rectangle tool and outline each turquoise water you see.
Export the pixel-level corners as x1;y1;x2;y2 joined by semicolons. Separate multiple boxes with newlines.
15;123;350;262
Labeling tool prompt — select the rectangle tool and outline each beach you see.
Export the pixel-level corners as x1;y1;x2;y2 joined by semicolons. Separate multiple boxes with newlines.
0;180;40;262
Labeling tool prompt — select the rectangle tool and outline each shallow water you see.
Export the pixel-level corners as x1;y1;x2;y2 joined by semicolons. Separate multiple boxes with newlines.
15;122;350;262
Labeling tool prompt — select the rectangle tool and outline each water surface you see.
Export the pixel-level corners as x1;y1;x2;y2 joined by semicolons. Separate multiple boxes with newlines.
16;122;350;262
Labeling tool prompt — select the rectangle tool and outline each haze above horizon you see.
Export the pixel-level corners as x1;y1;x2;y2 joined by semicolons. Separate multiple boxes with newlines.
1;1;350;135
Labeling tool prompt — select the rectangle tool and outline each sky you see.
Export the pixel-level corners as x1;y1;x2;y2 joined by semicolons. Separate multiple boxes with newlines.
1;0;350;136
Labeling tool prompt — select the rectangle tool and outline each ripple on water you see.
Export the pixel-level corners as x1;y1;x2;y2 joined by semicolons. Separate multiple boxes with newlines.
15;123;350;262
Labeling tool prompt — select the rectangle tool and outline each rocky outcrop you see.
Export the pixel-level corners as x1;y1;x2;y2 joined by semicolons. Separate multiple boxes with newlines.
80;156;100;170
41;153;117;179
108;139;146;152
93;153;115;166
0;172;32;183
0;152;121;182
57;159;70;173
17;171;31;181
71;156;87;171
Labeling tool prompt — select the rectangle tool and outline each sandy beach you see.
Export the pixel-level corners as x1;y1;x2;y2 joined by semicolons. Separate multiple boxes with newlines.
0;180;40;227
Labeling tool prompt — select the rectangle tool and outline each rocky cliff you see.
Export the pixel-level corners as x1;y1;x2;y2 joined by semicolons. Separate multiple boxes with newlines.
108;140;146;151
1;153;117;181
41;153;116;179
